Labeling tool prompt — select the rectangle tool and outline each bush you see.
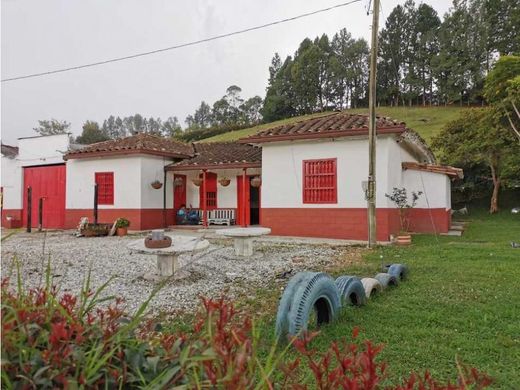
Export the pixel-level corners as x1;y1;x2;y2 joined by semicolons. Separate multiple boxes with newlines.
1;270;492;389
115;218;130;228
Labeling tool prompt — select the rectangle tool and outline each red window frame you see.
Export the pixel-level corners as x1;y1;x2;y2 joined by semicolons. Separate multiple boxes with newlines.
302;158;337;204
95;172;114;205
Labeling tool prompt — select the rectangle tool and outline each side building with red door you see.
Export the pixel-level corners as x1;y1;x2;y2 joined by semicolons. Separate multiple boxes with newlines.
1;134;70;230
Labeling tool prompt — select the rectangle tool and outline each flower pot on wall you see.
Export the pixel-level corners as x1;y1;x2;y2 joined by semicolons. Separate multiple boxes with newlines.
151;181;163;189
116;227;128;236
251;176;261;188
219;178;231;187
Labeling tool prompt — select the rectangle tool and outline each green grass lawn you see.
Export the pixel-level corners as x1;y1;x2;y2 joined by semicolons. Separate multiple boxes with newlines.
249;211;520;388
202;106;465;143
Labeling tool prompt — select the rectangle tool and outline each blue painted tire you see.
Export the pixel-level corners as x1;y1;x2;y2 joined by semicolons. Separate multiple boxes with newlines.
361;277;383;298
335;276;366;306
275;272;310;341
374;273;399;289
388;264;409;281
279;272;341;339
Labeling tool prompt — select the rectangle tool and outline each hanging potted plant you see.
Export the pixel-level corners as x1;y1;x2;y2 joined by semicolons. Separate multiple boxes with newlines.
251;176;262;188
115;218;130;236
192;177;203;187
218;176;231;187
385;187;422;245
151;180;163;189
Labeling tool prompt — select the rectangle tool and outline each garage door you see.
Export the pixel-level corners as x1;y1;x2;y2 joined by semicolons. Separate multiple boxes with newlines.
23;164;66;229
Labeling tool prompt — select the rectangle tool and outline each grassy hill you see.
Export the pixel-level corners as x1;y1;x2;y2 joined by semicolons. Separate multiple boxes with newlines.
201;106;465;143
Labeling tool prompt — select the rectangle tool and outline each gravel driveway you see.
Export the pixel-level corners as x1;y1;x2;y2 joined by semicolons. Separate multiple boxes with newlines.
1;231;362;315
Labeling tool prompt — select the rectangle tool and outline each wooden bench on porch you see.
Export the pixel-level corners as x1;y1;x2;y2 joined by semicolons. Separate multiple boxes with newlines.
196;209;236;226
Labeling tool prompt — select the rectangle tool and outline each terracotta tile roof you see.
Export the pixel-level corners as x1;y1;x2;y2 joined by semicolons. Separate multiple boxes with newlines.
64;133;193;160
1;143;19;158
240;112;406;143
166;142;261;171
402;162;463;179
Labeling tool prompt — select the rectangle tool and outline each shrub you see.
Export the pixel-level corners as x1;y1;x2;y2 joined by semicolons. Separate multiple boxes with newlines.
115;218;130;228
1;270;492;389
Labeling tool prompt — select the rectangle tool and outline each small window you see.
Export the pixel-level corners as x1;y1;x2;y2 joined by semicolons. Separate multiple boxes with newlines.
303;159;337;204
95;172;114;205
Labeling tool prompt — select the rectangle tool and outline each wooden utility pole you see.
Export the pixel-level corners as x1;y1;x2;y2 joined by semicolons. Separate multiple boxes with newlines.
367;0;380;248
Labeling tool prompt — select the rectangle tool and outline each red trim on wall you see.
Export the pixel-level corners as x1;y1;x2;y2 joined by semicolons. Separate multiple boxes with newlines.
1;209;23;228
65;209;175;230
261;207;450;241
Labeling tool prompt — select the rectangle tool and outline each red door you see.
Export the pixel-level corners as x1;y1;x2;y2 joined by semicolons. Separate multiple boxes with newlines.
236;175;250;226
23;165;66;229
173;174;187;211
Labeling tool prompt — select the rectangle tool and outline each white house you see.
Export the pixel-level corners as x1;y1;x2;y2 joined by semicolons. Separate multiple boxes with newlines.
1;112;462;241
240;112;462;241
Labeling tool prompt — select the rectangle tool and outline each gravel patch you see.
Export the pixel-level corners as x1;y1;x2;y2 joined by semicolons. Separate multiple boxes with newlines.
1;231;363;315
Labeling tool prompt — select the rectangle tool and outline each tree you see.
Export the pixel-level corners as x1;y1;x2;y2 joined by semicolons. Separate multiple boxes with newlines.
432;108;520;213
162;116;182;137
240;96;263;125
75;121;109;144
33;119;71;136
483;55;520;142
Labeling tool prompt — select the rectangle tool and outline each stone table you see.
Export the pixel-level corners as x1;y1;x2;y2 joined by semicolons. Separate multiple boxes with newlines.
127;235;209;280
216;227;271;257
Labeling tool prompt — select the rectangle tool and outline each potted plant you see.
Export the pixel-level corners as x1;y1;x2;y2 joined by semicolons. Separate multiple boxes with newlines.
151;180;163;190
115;218;130;236
251;176;262;188
385;187;422;245
218;177;231;187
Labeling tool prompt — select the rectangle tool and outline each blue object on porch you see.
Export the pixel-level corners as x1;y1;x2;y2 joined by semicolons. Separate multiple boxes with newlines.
187;210;200;225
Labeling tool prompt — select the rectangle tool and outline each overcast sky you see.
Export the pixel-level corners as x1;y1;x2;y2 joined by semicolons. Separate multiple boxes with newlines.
1;0;453;144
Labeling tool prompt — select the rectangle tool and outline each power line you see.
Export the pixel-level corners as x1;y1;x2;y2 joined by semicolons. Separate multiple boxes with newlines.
2;0;362;83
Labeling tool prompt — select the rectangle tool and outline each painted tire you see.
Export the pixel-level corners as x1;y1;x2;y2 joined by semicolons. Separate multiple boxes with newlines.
335;276;366;306
275;272;310;341
388;264;409;281
374;273;399;289
280;272;341;338
361;277;383;298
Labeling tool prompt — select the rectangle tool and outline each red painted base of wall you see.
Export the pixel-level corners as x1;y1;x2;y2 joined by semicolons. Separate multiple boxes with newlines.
261;208;450;241
65;209;175;230
1;209;23;228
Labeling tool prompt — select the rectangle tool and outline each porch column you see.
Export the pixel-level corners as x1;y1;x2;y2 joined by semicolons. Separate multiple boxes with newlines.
202;169;208;227
242;168;247;227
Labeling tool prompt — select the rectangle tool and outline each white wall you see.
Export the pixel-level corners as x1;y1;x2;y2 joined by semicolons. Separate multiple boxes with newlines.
1;155;23;209
169;168;261;209
18;134;69;167
66;156;142;209
140;157;174;209
261;136;395;208
386;138;451;210
401;170;451;209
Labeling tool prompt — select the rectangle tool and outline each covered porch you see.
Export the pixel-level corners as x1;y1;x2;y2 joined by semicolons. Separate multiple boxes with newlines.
164;142;262;228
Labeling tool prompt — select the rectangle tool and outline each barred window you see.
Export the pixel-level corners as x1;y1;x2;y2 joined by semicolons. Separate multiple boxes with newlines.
302;159;337;204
